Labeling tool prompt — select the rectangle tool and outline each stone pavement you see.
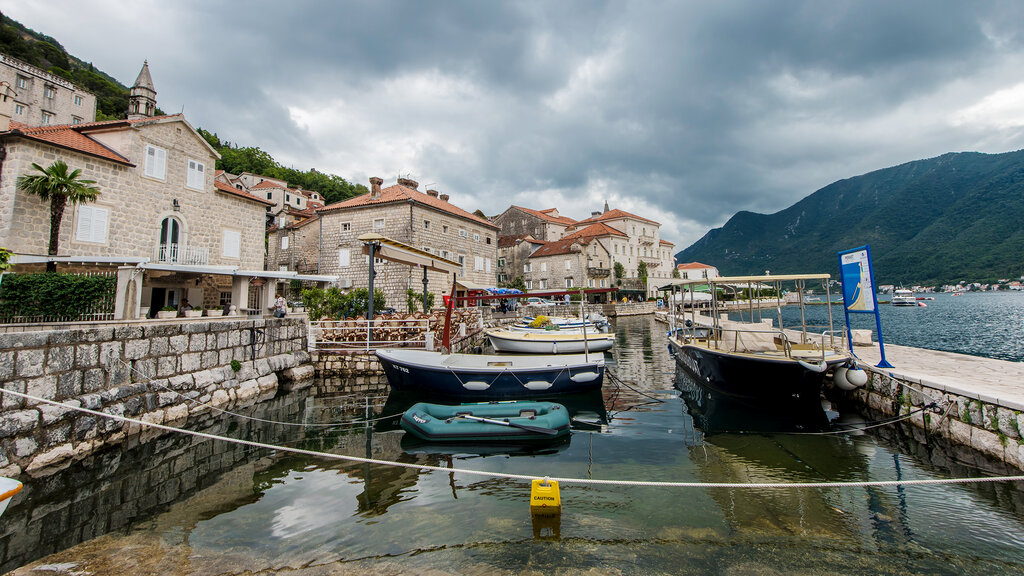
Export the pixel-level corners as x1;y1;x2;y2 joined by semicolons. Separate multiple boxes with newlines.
853;342;1024;411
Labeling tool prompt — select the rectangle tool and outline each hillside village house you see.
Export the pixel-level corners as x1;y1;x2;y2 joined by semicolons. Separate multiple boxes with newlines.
216;170;324;229
0;62;333;319
273;177;498;312
0;53;98;126
497;204;675;299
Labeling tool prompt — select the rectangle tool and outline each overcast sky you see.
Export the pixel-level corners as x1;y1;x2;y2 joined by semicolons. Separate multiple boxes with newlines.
7;1;1024;249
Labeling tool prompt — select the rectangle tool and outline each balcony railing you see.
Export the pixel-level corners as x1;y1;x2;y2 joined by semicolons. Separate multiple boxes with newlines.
639;255;661;268
587;267;611;278
638;233;656;245
155;243;209;266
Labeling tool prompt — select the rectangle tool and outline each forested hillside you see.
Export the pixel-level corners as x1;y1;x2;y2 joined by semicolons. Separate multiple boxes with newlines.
676;150;1024;285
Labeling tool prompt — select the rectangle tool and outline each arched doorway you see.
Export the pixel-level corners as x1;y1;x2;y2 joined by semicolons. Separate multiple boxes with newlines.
159;216;182;262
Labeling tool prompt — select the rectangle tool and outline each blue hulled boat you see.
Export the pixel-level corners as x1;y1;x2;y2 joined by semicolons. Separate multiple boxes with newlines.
400;401;571;442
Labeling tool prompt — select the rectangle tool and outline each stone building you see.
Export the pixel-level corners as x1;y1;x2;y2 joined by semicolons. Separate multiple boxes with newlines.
0;52;97;126
0;62;328;318
519;223;620;298
496;234;546;286
217;170;324;229
492;205;577;241
564;207;675;298
306;177;499;311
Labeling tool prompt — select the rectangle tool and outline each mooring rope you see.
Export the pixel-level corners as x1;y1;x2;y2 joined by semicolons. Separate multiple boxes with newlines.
5;388;1024;490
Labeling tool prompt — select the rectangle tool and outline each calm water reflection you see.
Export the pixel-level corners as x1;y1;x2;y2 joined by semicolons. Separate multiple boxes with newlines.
6;315;1024;575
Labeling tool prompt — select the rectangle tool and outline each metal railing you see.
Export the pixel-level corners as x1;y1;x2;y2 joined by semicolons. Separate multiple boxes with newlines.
0;271;116;324
154;243;210;265
310;310;482;352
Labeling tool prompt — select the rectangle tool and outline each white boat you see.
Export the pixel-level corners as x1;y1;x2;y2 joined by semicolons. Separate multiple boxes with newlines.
486;328;615;354
891;289;917;306
0;477;22;518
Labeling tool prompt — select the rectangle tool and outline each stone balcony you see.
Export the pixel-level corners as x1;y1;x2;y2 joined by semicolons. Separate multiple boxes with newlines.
155;243;210;266
587;267;611;278
638;233;656;245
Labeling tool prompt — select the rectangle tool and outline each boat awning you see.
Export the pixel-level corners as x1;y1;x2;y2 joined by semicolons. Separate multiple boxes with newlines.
358;233;461;273
657;279;712;291
711;274;831;284
139;262;237;275
236;270;340;283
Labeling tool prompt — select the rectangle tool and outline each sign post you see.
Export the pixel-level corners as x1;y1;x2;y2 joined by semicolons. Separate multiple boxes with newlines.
838;245;892;368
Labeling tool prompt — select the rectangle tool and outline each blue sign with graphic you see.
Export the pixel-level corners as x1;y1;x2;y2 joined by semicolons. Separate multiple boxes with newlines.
837;245;892;368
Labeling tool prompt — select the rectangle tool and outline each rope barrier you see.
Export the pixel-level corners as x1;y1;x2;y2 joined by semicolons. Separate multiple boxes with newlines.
5;388;1024;490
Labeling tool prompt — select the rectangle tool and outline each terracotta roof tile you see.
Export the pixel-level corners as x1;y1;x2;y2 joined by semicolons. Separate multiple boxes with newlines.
511;205;578;227
215;180;276;206
529;237;588;258
6;121;133;165
565;222;628;240
570;208;660;228
497;234;545;248
319;182;498;229
251;180;284;190
677;262;715;270
660;239;674;245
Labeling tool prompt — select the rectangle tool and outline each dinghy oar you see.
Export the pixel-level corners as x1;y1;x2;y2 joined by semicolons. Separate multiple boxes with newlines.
457;414;559;435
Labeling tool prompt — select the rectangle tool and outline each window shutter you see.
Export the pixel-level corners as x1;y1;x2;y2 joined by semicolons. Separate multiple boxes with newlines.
222;229;240;258
485;258;491;273
338;248;351;267
281;236;289;249
91;207;108;243
76;206;93;241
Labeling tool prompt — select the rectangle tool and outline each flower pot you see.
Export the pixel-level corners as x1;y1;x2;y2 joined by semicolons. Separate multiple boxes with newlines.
184;310;202;318
157;310;177;319
206;309;223;317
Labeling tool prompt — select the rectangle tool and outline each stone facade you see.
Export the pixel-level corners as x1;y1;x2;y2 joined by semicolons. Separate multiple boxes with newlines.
267;216;322;276
0;53;97;126
496;236;545;286
493;206;576;241
0;317;313;478
313;178;499;312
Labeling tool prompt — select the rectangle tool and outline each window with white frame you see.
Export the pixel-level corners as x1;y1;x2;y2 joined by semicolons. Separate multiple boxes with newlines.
72;116;82;125
341;222;351;231
41;111;53;125
145;145;167;180
459;229;467;238
458;255;465;275
222;229;241;258
15;76;27;89
541;262;547;272
74;95;83;106
75;204;108;243
281;236;289;249
565;278;574;288
525;280;533;290
44;85;55;99
473;232;480;242
474;256;484;271
565;260;572;270
424;220;430;230
13;104;23;115
186;159;205;190
279;265;288;272
498;257;505;267
523;263;532;273
338;248;351;267
539;279;547;289
373;218;385;232
485;258;491;273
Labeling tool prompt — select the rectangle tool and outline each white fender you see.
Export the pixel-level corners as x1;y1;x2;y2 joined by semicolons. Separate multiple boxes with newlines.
570;371;600;383
462;381;490;390
797;359;828;373
524;380;553;390
846;367;868;387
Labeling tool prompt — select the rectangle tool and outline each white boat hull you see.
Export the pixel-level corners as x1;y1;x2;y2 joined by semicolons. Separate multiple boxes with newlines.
486;329;614;354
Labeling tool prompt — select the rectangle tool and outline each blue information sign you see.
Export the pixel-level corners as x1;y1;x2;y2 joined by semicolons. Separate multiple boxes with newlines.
838;245;892;368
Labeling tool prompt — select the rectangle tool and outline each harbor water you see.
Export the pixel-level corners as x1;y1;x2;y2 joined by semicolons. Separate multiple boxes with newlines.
5;315;1024;575
731;291;1024;362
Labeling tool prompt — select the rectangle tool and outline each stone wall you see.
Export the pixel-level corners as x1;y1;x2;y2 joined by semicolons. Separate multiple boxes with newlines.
0;53;98;126
0;317;315;477
832;369;1024;471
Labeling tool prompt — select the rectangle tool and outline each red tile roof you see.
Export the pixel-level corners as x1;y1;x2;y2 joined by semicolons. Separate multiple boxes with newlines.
677;262;715;270
565;222;628;240
215;180;276;206
318;182;498;229
529;222;627;257
570;208;660;228
660;239;674;245
251;180;284;190
497;234;544;248
511;205;578;227
6;121;133;165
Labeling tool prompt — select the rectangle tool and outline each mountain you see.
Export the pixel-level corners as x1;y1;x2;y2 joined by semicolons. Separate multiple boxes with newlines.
675;150;1024;285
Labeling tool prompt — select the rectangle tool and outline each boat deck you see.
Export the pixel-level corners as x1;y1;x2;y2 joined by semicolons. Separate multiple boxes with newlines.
853;342;1024;411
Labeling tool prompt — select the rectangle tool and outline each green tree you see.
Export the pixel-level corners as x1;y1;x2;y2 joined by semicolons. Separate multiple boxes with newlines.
637;261;649;288
16;161;101;272
672;266;680;279
499;275;527;292
613;262;625;286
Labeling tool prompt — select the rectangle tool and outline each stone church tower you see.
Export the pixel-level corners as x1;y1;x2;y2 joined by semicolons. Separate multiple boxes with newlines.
128;60;157;120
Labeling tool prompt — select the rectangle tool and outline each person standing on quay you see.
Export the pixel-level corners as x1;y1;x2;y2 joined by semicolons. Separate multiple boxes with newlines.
273;294;287;318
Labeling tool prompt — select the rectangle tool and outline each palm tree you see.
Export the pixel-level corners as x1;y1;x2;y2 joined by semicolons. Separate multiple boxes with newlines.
16;161;101;272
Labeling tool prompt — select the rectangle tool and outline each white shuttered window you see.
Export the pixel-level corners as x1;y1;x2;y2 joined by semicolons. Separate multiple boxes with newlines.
75;205;108;243
222;229;241;258
145;145;167;180
186;158;205;190
338;248;351;267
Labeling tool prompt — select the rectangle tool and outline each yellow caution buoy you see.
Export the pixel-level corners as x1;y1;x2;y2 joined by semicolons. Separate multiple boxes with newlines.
530;477;560;510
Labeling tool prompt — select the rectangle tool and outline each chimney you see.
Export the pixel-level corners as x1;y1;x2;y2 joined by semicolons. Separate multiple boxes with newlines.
426;189;439;198
396;177;419;190
591;211;601;218
369;177;383;199
0;82;14;132
439;193;450;202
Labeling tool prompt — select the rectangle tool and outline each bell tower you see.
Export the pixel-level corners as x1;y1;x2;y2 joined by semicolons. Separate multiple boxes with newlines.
128;60;157;120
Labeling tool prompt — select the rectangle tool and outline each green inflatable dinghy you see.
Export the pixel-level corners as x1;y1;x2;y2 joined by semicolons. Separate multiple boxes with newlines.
400;401;571;442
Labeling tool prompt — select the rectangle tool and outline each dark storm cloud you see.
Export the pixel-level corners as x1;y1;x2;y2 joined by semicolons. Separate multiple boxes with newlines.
7;0;1024;246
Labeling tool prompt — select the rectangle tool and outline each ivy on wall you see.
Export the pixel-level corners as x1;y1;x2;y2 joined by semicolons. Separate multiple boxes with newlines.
0;273;116;320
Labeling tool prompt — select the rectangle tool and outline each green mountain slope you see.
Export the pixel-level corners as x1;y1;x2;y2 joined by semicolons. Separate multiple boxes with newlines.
676;150;1024;285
